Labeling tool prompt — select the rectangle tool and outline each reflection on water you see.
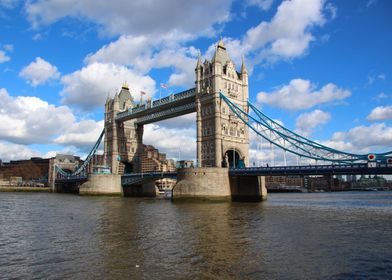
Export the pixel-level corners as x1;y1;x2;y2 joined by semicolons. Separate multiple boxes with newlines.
1;192;392;279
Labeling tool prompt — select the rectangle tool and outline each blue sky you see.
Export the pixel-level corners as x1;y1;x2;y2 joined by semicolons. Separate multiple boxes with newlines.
0;0;391;164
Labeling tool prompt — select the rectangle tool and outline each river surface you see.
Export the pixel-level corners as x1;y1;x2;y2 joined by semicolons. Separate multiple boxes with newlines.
0;192;392;280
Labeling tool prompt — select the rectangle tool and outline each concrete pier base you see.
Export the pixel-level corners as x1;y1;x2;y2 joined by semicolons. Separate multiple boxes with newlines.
172;168;231;201
123;181;158;197
79;174;122;195
229;175;267;202
54;182;80;194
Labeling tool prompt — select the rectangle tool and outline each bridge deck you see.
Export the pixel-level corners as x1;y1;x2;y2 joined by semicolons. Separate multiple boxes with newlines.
116;88;196;124
56;164;391;185
230;164;392;176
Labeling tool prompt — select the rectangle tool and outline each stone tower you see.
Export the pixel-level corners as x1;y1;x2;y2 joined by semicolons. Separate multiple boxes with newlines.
104;84;143;174
195;40;249;168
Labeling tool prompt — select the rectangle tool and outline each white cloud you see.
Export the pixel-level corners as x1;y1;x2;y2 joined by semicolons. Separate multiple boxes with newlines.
246;0;274;11
319;123;392;155
368;73;386;85
378;73;386;80
0;141;41;162
3;44;13;52
244;0;331;63
154;113;196;130
366;0;377;8
295;109;331;137
19;57;60;87
0;0;18;9
143;123;196;161
367;105;392;121
0;50;10;63
54;120;104;149
203;0;334;69
373;92;389;102
0;88;103;156
61;62;156;110
257;78;351;110
25;0;231;37
85;35;198;88
0;88;76;144
32;33;43;41
347;123;392;149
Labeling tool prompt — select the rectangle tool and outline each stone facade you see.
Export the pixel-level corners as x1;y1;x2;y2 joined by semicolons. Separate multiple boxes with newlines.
104;84;177;175
195;39;249;168
105;40;250;174
104;84;143;174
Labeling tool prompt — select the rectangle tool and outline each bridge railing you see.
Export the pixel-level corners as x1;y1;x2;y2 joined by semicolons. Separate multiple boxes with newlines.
116;88;195;121
121;171;177;186
229;163;392;176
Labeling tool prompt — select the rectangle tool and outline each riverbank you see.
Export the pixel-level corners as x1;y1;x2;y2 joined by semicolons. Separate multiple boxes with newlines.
0;186;51;192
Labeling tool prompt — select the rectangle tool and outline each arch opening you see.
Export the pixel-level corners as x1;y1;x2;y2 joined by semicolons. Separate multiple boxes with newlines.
224;149;244;168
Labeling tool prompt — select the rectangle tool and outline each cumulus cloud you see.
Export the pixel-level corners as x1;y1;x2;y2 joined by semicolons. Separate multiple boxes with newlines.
346;123;392;150
318;123;392;155
203;0;335;71
224;0;332;67
257;78;351;110
0;50;10;63
143;123;196;161
0;88;103;155
0;0;18;9
246;0;274;11
373;92;389;102
249;121;392;166
19;57;60;87
54;120;104;150
60;62;156;110
367;73;386;85
245;0;328;62
0;141;41;162
85;35;198;88
367;105;392;121
154;113;196;130
295;109;331;137
3;44;13;52
25;0;231;37
0;88;75;144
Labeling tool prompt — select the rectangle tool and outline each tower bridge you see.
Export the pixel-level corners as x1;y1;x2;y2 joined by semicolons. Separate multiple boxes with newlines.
53;40;392;200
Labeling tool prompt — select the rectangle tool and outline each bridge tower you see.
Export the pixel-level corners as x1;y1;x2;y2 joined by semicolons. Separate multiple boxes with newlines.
104;84;143;174
195;40;249;168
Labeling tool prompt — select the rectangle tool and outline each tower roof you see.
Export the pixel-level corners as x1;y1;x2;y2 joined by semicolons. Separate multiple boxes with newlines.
217;38;226;50
212;39;230;65
196;51;202;68
241;56;248;74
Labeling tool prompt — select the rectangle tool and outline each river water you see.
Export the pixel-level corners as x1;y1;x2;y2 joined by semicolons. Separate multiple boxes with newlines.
0;192;391;280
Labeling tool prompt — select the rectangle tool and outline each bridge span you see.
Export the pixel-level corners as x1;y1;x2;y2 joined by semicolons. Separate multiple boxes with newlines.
52;39;392;201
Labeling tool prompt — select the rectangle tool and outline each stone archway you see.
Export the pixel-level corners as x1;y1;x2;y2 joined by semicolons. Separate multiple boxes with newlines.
224;149;245;168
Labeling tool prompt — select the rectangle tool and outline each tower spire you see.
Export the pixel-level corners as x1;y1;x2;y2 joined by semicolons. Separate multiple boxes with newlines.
241;55;248;74
196;50;202;68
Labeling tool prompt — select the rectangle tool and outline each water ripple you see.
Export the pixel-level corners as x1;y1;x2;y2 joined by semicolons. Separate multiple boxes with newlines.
0;192;392;279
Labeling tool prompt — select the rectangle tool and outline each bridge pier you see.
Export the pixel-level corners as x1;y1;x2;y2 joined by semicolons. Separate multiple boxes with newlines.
172;168;231;201
123;181;157;197
79;174;122;195
172;168;267;202
54;182;80;193
229;175;267;202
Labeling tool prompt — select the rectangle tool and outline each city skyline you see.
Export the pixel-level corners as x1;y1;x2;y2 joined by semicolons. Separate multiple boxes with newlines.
0;0;391;163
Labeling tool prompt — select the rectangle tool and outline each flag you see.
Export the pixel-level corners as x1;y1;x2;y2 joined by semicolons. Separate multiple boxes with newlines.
160;83;167;89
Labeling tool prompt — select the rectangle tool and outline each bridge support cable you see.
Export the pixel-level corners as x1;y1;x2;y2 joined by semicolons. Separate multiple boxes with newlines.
55;129;105;177
220;92;391;164
247;100;392;161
